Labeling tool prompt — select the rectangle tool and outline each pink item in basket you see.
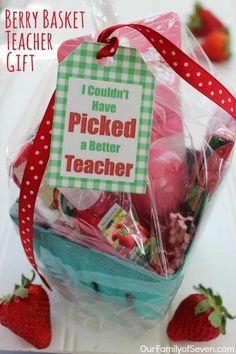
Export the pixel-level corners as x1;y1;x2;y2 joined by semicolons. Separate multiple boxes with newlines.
149;144;188;214
132;143;188;223
151;85;183;142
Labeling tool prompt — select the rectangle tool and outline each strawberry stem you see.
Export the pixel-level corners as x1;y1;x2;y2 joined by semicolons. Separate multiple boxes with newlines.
194;284;235;334
188;2;203;31
0;271;36;305
21;270;35;288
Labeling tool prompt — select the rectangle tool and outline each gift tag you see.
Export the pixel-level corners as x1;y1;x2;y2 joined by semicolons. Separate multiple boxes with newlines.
48;42;155;193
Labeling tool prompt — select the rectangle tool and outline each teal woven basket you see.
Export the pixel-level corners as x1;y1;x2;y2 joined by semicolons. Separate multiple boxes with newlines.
11;207;184;320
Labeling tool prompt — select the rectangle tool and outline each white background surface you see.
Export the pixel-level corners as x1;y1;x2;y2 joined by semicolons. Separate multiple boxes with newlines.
0;0;236;353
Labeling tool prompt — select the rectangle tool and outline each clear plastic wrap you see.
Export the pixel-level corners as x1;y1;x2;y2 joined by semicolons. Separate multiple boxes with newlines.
7;11;236;334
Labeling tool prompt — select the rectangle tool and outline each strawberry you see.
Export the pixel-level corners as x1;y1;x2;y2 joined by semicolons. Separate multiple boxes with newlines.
112;232;120;241
188;3;225;37
112;227;127;241
119;234;135;250
0;271;51;349
201;30;231;62
116;224;124;231
167;284;235;342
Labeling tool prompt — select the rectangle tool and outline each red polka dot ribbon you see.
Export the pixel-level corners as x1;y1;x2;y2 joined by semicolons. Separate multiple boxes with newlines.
18;24;236;288
19;94;55;288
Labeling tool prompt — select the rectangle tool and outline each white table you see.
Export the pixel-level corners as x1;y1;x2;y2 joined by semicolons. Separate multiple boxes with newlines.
0;0;236;353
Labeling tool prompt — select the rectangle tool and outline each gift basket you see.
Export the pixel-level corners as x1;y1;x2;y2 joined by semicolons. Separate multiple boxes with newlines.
7;8;236;334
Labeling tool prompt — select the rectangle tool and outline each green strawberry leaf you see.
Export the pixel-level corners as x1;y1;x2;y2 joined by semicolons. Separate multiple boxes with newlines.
187;3;203;31
194;283;235;335
214;294;222;306
221;306;235;320
21;270;35;288
208;310;223;328
21;274;31;288
194;284;214;298
6;294;14;303
219;317;226;335
119;229;128;236
14;287;28;298
207;287;214;298
195;299;211;315
14;284;21;291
